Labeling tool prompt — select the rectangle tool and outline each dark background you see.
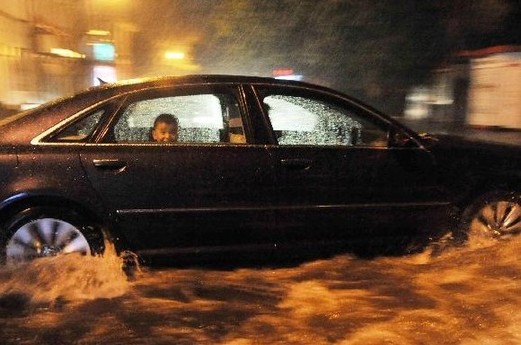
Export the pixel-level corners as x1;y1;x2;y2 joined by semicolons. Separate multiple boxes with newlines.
132;0;521;115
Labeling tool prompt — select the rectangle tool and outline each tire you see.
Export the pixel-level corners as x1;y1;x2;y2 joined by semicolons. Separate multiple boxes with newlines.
2;206;105;264
456;191;521;243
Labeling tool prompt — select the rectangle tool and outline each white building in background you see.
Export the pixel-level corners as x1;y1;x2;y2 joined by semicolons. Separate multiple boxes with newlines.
405;45;521;130
465;47;521;129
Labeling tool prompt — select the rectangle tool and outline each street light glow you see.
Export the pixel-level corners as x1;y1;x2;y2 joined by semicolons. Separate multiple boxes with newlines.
164;51;185;60
50;48;85;59
86;29;111;36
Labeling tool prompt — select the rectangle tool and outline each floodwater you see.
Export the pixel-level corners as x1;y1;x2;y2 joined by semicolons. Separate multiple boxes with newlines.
1;236;521;345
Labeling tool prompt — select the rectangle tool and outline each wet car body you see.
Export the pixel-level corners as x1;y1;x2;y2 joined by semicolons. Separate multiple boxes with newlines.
0;75;519;263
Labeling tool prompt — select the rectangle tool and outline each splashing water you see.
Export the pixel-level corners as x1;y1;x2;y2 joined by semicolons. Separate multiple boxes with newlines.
1;236;521;344
0;241;130;305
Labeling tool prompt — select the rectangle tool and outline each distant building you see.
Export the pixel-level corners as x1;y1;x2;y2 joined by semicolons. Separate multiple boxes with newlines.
0;0;136;112
405;45;521;130
460;45;521;129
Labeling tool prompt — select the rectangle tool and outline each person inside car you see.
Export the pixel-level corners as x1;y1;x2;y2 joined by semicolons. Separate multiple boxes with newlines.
151;113;179;142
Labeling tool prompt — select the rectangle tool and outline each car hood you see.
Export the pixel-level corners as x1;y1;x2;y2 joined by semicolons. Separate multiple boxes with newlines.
425;132;521;151
423;133;521;177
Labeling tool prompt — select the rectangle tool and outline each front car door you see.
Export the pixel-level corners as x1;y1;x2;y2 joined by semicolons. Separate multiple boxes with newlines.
250;84;451;249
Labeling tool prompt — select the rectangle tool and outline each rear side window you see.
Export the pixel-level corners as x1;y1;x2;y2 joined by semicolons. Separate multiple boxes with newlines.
262;93;388;147
114;92;245;144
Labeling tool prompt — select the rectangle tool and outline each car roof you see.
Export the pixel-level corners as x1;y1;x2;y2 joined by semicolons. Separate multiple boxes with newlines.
88;74;335;95
100;74;300;86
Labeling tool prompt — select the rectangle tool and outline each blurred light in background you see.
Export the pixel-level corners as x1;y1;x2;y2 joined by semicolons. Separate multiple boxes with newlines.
92;43;116;61
164;51;186;60
50;48;85;59
272;68;303;81
86;29;111;37
275;75;304;81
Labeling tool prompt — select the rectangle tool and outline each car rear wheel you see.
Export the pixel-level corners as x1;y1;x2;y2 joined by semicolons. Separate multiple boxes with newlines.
2;207;105;264
458;192;521;242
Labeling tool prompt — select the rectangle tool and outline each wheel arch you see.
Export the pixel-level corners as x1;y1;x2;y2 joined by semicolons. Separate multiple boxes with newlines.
0;192;106;226
453;172;521;213
453;185;521;243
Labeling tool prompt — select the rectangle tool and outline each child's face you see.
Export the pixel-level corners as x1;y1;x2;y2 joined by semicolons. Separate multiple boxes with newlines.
152;122;178;142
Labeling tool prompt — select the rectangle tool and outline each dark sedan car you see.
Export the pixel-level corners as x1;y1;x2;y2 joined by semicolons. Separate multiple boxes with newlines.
0;75;520;264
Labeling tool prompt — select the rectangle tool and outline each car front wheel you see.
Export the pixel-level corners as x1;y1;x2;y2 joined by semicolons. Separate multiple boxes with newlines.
458;192;521;242
2;207;105;264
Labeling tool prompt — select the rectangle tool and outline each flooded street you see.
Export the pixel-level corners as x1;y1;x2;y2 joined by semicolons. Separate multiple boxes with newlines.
1;237;521;345
1;1;521;345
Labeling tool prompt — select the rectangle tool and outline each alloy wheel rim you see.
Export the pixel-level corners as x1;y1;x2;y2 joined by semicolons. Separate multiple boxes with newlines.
6;218;91;263
470;201;521;239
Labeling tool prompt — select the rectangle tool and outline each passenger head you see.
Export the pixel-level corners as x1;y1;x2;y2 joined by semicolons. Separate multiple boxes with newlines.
152;113;179;142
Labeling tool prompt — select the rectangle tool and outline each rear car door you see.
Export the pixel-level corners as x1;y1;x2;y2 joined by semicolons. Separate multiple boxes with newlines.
78;84;277;253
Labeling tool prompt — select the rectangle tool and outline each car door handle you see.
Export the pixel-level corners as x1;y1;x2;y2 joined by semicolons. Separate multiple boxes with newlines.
92;159;127;171
280;158;312;170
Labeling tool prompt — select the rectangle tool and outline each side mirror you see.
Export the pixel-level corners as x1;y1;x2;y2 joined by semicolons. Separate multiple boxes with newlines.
391;130;416;148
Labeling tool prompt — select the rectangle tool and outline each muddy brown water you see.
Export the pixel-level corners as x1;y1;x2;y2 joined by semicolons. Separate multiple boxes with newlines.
1;236;520;344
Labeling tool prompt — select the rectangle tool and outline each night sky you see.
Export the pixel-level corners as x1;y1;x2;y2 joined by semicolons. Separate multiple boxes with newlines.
466;1;521;49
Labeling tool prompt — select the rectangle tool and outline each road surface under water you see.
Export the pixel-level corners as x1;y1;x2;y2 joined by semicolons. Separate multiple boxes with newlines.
1;236;521;344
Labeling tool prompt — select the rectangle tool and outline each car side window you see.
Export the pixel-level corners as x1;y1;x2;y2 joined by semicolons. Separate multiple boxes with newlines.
114;92;246;144
50;109;106;142
263;94;388;147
